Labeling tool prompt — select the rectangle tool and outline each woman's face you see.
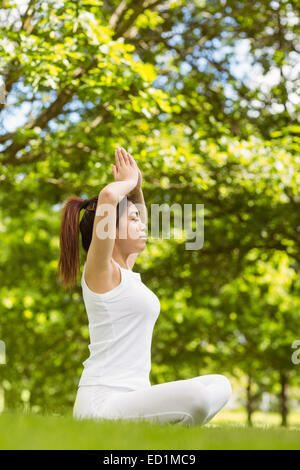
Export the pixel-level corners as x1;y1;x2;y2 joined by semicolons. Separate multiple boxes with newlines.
116;201;147;252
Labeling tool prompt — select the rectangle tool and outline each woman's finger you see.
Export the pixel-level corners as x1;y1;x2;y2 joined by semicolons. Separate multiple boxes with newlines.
118;147;125;166
121;147;129;165
128;152;138;168
127;152;135;167
115;149;121;167
111;164;117;178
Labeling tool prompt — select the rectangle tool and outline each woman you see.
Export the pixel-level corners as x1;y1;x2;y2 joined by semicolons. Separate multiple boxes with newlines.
58;147;232;426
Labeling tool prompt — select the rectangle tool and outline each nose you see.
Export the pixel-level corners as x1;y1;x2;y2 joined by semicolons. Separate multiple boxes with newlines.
139;224;147;237
140;221;147;232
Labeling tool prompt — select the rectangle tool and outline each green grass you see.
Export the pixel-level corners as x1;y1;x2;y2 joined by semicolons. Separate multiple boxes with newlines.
212;409;300;427
0;409;300;449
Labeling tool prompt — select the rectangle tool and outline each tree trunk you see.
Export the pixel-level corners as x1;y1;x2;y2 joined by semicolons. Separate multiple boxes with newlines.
246;374;254;426
279;370;289;427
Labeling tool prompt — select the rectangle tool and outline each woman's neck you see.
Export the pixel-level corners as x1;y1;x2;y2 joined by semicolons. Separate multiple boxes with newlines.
112;257;131;270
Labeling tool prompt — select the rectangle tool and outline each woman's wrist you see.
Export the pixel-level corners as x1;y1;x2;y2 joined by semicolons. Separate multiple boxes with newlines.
102;179;138;204
131;182;142;193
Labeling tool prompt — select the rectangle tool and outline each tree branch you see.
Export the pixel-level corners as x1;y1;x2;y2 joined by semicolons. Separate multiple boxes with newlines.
0;0;36;113
1;0;166;164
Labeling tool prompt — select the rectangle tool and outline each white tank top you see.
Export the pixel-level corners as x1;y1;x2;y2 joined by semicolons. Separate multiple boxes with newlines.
78;259;161;390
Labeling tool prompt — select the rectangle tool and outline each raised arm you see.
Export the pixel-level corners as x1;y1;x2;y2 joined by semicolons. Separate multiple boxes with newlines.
111;149;147;270
127;179;147;269
86;148;139;278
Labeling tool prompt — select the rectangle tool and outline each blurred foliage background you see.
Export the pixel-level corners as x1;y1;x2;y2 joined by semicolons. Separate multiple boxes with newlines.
0;0;299;426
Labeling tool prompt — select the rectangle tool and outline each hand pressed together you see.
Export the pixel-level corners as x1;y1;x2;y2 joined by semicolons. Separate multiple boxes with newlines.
111;147;142;190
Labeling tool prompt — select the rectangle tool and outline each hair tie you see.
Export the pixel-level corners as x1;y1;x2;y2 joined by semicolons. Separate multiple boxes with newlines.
86;201;97;212
81;199;89;210
81;199;97;212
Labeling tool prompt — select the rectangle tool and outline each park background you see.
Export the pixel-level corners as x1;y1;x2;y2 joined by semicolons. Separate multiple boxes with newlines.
0;0;299;432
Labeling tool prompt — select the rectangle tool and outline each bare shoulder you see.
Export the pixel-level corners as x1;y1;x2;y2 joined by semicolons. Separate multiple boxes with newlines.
84;257;121;295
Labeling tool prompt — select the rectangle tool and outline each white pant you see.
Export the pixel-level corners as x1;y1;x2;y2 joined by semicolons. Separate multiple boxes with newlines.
73;374;232;426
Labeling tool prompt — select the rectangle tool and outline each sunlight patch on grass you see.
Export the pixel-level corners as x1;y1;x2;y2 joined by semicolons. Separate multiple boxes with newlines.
211;408;300;428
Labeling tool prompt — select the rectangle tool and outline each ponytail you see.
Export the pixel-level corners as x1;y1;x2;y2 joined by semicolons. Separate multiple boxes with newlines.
57;193;135;289
57;196;86;289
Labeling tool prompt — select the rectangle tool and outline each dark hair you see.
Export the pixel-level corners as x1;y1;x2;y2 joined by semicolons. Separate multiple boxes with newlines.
57;194;135;289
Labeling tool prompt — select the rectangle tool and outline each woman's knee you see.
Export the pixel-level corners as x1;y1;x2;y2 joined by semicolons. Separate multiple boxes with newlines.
216;375;232;403
201;374;232;406
197;374;232;402
189;385;211;424
222;375;232;400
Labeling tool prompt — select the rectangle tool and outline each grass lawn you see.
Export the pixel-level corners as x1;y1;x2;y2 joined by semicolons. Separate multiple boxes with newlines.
0;408;300;449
